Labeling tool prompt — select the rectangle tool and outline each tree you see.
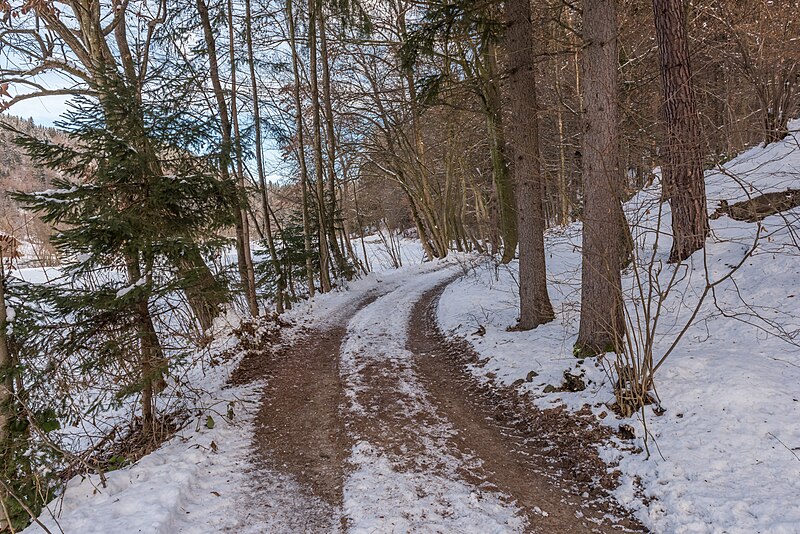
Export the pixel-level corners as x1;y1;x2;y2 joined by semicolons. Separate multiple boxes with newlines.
505;0;554;329
244;0;286;312
0;0;228;330
195;0;259;316
713;0;800;146
308;0;334;292
286;0;318;296
400;0;518;263
653;0;709;263
574;0;630;356
9;87;236;433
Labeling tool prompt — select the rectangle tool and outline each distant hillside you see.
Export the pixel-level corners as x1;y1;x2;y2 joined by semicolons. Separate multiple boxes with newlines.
0;114;67;265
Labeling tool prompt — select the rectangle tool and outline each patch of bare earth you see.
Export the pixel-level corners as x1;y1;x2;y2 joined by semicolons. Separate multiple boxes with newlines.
408;281;648;533
229;297;378;532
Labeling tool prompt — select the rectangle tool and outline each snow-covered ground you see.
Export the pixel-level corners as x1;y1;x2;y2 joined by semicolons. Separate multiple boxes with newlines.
20;235;463;533
438;123;800;533
19;126;800;533
340;266;525;533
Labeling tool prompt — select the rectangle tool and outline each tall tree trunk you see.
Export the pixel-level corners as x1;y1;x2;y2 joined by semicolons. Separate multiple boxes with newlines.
286;0;316;297
308;0;333;292
575;0;628;356
227;0;259;317
245;0;284;313
196;0;258;314
318;13;350;277
484;44;518;264
652;0;709;263
505;0;555;330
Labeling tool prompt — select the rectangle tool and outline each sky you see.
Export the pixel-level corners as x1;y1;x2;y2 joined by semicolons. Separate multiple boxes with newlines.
7;94;71;127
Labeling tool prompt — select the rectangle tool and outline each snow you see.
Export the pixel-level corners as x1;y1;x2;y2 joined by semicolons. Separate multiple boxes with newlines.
114;276;146;298
20;235;485;534
339;265;525;532
18;121;800;533
437;121;800;533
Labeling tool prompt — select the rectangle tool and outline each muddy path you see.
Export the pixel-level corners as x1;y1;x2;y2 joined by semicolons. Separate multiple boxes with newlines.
234;268;646;532
230;291;380;532
408;281;647;533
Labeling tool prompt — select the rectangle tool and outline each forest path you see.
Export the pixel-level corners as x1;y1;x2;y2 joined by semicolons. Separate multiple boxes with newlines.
247;265;646;533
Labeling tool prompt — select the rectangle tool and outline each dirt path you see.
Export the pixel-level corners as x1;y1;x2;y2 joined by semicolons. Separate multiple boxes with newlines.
408;281;647;533
230;292;380;532
237;268;646;532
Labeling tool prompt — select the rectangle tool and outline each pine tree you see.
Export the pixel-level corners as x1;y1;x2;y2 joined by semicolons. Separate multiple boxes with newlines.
5;81;237;436
574;0;631;356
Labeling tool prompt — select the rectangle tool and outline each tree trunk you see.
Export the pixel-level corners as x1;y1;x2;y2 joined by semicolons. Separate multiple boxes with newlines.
245;0;284;313
227;0;259;318
484;44;518;264
505;0;555;330
318;13;350;277
125;254;162;432
286;0;316;297
196;0;259;313
575;0;628;356
308;0;333;292
652;0;709;263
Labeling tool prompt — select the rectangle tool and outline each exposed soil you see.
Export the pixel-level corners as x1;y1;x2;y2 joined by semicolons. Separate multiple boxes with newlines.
231;275;647;532
408;280;648;533
229;295;378;531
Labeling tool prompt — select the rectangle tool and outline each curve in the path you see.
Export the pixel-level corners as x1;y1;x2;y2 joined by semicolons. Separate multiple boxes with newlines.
408;280;648;533
241;265;645;533
339;267;526;532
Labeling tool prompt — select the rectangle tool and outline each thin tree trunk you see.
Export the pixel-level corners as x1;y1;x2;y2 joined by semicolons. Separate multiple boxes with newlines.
318;13;349;277
653;0;709;262
575;0;628;356
505;0;555;330
245;0;284;313
227;0;259;317
286;0;316;296
196;0;258;314
351;180;371;273
308;0;333;292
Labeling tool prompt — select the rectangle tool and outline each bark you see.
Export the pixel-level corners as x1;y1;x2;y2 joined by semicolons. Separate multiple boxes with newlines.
245;0;284;313
575;0;628;356
505;0;555;329
652;0;709;263
286;0;316;297
308;0;333;292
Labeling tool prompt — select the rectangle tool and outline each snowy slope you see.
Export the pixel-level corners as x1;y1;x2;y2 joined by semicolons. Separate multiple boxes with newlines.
437;121;800;533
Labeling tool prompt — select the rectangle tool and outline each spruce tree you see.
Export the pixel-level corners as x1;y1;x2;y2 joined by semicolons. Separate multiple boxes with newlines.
4;81;237;436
